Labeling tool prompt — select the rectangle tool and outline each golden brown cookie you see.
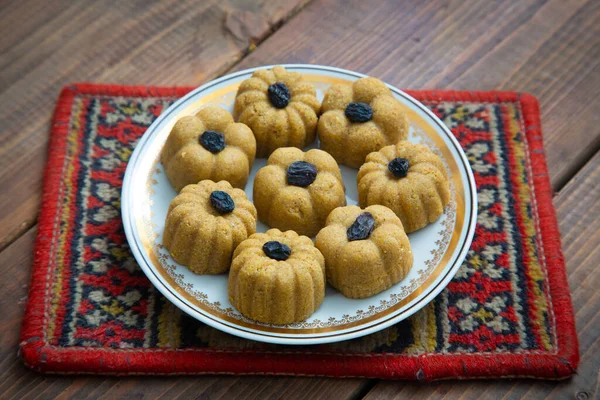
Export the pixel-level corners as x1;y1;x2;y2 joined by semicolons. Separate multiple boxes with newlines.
357;140;450;232
163;180;257;274
253;147;346;237
318;77;409;168
315;205;413;299
233;66;320;158
228;228;325;325
161;105;256;192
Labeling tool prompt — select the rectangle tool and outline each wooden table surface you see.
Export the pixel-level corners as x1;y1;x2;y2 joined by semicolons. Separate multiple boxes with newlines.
1;0;598;398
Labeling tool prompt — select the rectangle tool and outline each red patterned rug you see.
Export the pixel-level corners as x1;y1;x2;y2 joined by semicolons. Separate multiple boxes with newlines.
19;84;578;379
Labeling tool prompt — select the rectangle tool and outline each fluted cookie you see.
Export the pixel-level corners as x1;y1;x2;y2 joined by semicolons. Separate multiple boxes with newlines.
357;140;450;232
228;229;325;324
253;147;346;237
163;180;257;274
316;205;413;298
234;66;320;157
318;77;408;168
161;105;256;191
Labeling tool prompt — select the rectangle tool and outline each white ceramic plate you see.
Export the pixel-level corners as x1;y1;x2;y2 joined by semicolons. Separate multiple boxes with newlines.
122;64;477;345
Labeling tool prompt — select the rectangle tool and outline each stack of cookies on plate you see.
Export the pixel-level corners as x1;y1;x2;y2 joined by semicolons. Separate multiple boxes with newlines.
160;66;450;325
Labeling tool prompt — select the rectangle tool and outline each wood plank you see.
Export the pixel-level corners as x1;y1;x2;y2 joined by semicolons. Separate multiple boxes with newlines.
0;0;73;60
234;0;600;189
364;152;600;399
0;0;312;250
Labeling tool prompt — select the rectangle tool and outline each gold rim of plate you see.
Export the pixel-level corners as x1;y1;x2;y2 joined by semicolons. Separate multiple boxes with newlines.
124;66;476;341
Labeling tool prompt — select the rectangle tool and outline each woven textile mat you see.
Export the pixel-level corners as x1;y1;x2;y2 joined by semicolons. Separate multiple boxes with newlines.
20;84;578;379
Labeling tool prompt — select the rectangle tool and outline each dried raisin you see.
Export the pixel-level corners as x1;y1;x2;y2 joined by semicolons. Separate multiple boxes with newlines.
263;241;291;261
286;161;317;187
209;191;235;214
347;212;375;241
345;102;373;123
199;130;225;153
388;157;410;178
267;82;290;109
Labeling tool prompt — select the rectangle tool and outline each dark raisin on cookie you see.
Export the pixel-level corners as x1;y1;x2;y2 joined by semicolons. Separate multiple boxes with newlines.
286;161;318;187
345;102;373;123
209;191;235;214
263;241;292;261
347;212;375;241
388;157;410;178
199;130;226;153
267;82;291;109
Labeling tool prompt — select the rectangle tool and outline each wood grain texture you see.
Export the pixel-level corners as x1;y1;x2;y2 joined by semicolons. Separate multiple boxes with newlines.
0;0;311;251
1;0;599;398
363;153;600;400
